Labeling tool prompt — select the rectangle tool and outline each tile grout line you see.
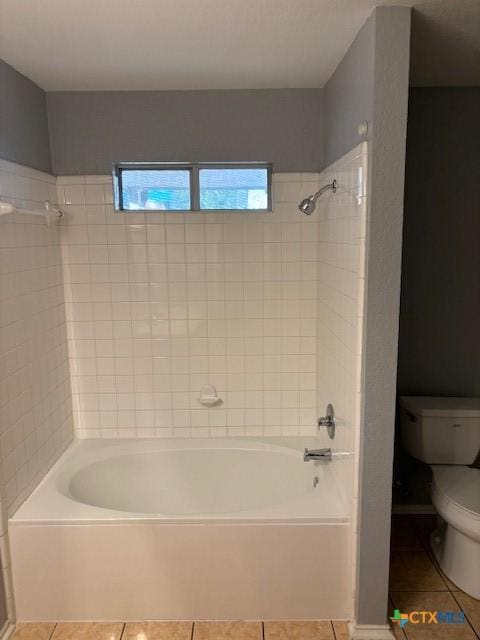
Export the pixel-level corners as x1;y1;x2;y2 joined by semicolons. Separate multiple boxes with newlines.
330;620;336;639
261;620;265;640
119;621;126;640
449;591;480;640
191;620;195;640
48;623;58;640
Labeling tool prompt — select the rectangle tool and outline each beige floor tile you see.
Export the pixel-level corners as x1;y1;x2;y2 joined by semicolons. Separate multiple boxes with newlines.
12;623;56;640
264;620;334;640
331;621;349;640
123;622;193;640
427;553;461;592
51;622;123;640
193;622;262;640
423;546;461;592
389;548;447;591
453;591;480;635
390;591;475;639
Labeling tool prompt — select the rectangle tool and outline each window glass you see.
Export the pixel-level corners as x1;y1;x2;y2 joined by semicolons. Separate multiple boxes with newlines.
120;169;191;210
199;168;269;210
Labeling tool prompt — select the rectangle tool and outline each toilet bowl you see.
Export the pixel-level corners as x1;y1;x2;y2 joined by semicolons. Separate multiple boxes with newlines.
399;396;480;599
430;465;480;598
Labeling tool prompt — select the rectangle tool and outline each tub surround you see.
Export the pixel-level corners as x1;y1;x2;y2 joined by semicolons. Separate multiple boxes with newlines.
59;172;322;439
316;144;367;458
59;144;367;453
0;159;73;518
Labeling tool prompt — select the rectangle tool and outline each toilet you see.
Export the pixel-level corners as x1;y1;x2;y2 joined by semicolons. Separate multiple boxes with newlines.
399;396;480;599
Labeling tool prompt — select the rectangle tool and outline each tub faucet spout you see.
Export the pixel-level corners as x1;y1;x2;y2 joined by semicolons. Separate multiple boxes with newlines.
303;447;332;462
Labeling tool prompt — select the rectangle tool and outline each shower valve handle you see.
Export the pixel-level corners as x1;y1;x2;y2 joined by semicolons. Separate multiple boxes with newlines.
318;415;333;427
317;403;336;439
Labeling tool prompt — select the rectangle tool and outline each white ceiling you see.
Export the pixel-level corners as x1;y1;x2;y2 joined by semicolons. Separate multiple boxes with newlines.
0;0;478;91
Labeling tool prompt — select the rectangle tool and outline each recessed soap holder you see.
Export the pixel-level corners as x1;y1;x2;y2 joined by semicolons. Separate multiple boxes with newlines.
198;384;222;407
318;403;335;439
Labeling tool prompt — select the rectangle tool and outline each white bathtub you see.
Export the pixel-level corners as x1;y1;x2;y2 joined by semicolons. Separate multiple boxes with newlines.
9;438;353;621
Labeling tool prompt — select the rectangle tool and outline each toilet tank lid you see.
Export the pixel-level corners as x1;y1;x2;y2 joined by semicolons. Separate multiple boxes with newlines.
399;396;480;418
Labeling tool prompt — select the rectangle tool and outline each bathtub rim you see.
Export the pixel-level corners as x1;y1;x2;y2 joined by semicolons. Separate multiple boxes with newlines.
10;437;352;526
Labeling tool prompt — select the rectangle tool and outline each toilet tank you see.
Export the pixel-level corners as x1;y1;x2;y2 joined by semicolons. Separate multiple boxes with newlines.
399;396;480;465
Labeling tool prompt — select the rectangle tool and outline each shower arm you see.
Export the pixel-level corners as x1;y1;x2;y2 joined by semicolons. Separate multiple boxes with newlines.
298;179;337;215
311;179;337;202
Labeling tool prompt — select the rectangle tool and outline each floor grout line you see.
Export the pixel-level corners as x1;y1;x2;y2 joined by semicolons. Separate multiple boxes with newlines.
330;620;336;639
191;620;195;640
48;623;57;640
119;621;126;640
450;591;480;640
261;620;265;640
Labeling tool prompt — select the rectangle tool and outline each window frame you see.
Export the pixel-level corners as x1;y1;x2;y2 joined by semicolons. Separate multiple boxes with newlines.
113;162;272;212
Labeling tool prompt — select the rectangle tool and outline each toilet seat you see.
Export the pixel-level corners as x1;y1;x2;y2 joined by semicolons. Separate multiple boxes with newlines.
431;465;480;541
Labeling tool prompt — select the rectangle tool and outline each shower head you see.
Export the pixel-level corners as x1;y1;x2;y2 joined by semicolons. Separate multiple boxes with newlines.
298;196;316;216
298;179;337;215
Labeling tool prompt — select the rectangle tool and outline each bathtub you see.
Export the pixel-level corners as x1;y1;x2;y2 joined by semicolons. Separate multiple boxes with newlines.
9;438;353;621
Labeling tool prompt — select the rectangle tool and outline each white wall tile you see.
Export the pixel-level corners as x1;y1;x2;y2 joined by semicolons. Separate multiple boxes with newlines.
316;143;367;455
59;173;321;438
0;162;75;519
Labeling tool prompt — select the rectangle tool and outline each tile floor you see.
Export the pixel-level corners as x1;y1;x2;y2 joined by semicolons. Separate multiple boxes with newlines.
11;620;349;640
389;515;480;640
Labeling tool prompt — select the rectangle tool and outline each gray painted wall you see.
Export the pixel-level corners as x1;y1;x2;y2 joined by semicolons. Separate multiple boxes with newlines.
397;87;480;397
322;17;375;168
0;59;52;173
352;6;411;629
47;89;323;175
320;7;411;629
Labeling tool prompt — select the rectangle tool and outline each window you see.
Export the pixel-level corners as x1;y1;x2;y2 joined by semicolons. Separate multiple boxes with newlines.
114;163;271;212
119;168;191;211
198;168;269;210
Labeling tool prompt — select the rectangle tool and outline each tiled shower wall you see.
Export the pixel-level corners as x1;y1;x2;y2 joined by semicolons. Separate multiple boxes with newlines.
58;174;322;438
316;143;367;456
0;160;75;618
0;160;74;516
